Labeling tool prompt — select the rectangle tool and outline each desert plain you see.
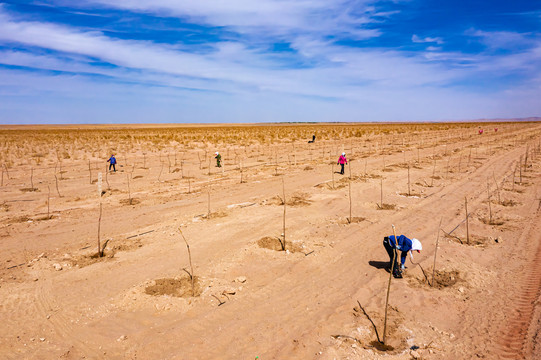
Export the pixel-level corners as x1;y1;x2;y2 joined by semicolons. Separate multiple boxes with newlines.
0;121;540;359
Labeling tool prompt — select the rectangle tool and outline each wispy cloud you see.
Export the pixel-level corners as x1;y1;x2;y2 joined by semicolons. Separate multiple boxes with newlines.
412;34;444;45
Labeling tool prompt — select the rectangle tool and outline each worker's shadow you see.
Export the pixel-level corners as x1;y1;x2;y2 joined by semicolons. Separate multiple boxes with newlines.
369;260;390;273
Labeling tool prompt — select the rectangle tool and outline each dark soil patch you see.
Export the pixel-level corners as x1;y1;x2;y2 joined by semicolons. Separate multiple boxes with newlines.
304;166;314;171
338;217;366;224
382;168;395;172
418;269;461;289
145;276;202;298
112;238;143;252
398;192;421;197
480;217;505;226
431;175;441;180
257;236;302;252
11;215;32;223
69;251;115;268
500;200;519;207
377;203;396;210
120;198;141;206
20;188;39;192
133;175;143;179
445;233;489;246
264;192;312;206
370;341;395;352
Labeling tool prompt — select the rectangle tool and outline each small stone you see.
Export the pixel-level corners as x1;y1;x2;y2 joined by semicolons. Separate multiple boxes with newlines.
53;263;62;271
117;335;127;341
39;338;45;342
496;237;502;243
235;276;247;283
458;287;465;293
410;350;421;359
33;278;38;282
30;338;35;342
46;315;50;319
450;333;456;339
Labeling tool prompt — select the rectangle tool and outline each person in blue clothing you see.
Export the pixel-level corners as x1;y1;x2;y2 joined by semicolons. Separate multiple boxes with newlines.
107;154;117;172
383;235;422;278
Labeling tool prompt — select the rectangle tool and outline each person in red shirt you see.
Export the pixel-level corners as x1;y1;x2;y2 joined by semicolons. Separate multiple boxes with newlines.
337;152;347;175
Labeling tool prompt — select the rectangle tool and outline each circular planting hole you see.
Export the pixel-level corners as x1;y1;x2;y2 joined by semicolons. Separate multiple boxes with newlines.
120;198;141;206
445;233;490;247
257;236;302;252
417;269;461;289
377;203;396;210
145;276;202;298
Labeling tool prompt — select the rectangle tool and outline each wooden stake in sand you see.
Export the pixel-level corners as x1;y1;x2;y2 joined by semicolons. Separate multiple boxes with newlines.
47;184;51;219
383;224;398;344
54;174;62;197
282;176;287;251
465;197;470;245
105;165;110;190
407;163;411;196
97;202;103;257
431;159;436;187
431;217;443;287
492;172;501;204
1;166;3;186
380;178;383;208
348;178;352;224
88;160;92;185
30;167;34;190
487;179;493;224
207;181;211;218
332;163;335;189
179;227;195;297
127;174;132;205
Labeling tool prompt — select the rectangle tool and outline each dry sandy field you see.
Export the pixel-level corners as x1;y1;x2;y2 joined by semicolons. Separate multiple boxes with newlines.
0;121;540;359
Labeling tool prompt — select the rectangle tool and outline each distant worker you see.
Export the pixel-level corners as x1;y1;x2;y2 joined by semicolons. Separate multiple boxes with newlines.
107;154;117;172
383;235;422;278
337;152;348;175
308;135;316;143
215;152;222;167
478;129;484;135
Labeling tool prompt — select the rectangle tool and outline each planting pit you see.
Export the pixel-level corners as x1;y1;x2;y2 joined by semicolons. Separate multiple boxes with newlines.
377;203;396;210
145;276;202;298
445;233;491;246
479;217;505;226
67;251;115;268
257;236;302;252
120;198;141;206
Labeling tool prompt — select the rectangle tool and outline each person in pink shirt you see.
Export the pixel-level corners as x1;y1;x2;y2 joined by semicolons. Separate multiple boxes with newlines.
337;152;348;174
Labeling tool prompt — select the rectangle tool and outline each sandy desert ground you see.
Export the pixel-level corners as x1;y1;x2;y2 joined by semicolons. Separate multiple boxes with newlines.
0;121;540;359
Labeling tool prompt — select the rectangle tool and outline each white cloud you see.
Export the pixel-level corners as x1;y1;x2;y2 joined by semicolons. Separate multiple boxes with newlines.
412;34;444;44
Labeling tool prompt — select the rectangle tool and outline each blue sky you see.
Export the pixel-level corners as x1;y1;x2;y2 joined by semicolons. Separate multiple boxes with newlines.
0;0;539;124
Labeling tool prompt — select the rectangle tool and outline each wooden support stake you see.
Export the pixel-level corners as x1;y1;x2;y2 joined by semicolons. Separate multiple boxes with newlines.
348;178;352;223
179;228;195;297
431;217;443;287
30;167;34;190
207;181;211;218
127;174;131;205
97;202;103;257
383;224;398;345
407;164;411;196
47;184;51;219
88;161;92;185
282;176;286;251
465;197;470;245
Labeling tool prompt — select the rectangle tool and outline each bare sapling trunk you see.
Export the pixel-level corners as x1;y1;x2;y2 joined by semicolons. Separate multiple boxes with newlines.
4;164;10;179
407;164;411;196
30;167;34;190
1;167;3;186
512;163;516;191
188;178;191;193
97;202;103;257
47;184;51;219
88;160;92;184
519;155;523;184
487;180;493;224
208;158;211;176
179;227;195;297
181;160;184;179
105;165;110;190
332;163;335;189
380;178;383;208
167;154;171;173
282;176;286;251
207;181;211;218
465;197;470;245
492;172;501;204
431;159;436;187
54;174;62;197
431;217;443;287
348;178;352;224
458;154;462;173
127;174;131;205
143;153;147;169
158;162;164;182
383;224;398;345
364;159;367;176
